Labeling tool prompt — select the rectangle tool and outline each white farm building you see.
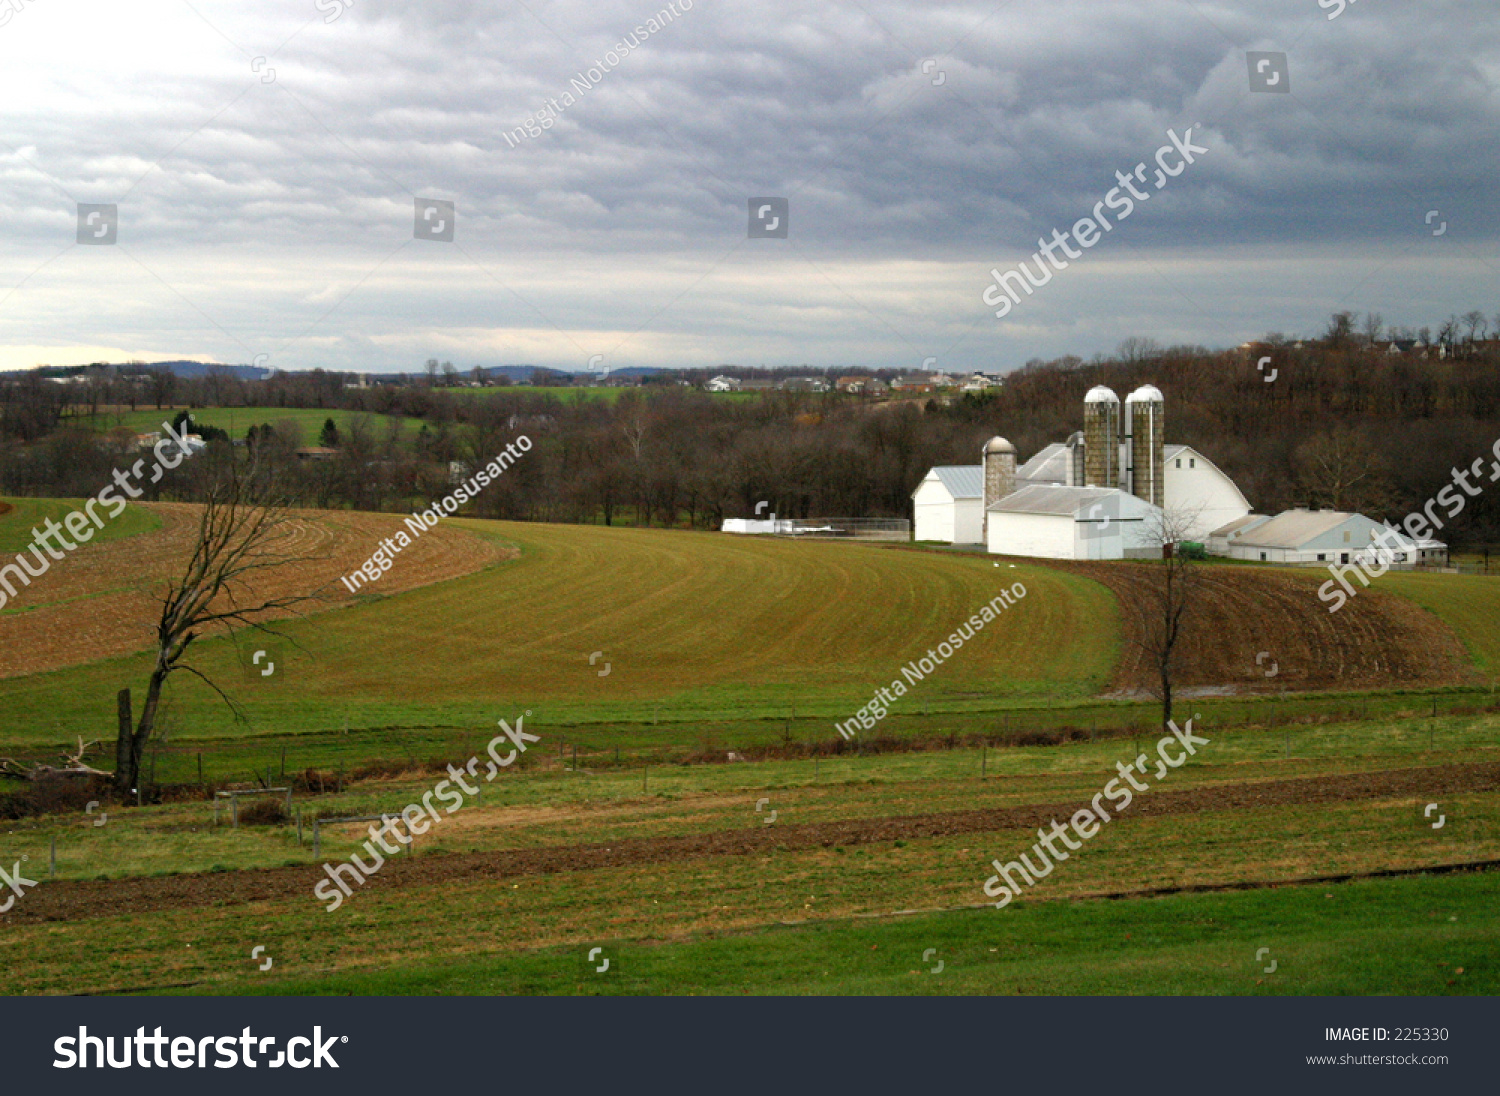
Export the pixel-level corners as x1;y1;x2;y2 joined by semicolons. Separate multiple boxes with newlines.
1213;509;1443;569
913;466;984;544
985;484;1162;560
912;383;1252;560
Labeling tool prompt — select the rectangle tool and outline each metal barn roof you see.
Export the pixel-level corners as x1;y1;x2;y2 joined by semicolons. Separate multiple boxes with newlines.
928;465;983;499
987;484;1122;516
1232;509;1362;549
1017;443;1069;484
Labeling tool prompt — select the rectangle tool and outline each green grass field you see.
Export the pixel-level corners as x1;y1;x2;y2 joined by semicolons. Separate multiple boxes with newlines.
0;497;159;555
1381;571;1500;676
65;406;423;445
2;713;1495;996
213;871;1498;996
0;521;1119;750
4;511;1500;997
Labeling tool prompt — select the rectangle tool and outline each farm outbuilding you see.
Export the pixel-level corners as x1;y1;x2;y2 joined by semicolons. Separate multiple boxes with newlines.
1221;509;1434;568
911;466;984;544
985;485;1162;560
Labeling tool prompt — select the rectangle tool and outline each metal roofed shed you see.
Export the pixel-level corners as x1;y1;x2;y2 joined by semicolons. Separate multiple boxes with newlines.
912;465;985;543
985;484;1162;560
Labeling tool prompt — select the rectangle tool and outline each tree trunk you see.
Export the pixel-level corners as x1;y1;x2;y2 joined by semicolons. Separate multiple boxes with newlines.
1160;667;1173;731
113;688;134;794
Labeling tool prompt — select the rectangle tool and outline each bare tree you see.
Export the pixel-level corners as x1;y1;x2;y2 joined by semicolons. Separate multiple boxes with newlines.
113;467;319;795
1138;507;1208;731
1294;428;1394;512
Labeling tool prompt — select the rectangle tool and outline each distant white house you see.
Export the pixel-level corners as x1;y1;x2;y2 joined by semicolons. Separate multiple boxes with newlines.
912;466;984;544
986;485;1162;561
1217;509;1441;568
706;375;739;392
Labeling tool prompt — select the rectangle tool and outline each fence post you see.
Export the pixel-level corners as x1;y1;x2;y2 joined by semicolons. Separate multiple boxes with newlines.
284;788;293;816
297;807;304;847
232;795;238;829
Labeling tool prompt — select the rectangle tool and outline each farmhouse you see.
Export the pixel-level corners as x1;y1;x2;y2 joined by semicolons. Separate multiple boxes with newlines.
914;384;1252;558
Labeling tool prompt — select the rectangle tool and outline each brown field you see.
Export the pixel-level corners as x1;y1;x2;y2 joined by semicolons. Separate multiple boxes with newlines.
0;503;510;679
1054;561;1473;694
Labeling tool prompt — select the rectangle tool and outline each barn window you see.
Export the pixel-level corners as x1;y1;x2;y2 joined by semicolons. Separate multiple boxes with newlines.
1189;458;1196;468
1260;552;1267;561
1317;553;1326;561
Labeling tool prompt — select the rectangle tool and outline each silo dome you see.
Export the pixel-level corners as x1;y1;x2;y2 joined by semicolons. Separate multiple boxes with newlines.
984;436;1016;455
1084;385;1120;404
1125;384;1164;404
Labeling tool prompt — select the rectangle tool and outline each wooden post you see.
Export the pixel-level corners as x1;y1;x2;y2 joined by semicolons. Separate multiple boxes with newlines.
231;795;238;828
197;752;203;788
285;788;293;816
297;807;304;846
280;745;287;778
313;819;320;858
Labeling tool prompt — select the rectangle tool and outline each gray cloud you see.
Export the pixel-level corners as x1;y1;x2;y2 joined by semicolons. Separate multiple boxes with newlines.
0;0;1494;373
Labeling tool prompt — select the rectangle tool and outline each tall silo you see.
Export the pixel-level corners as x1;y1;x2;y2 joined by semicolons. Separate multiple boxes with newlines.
1065;431;1086;486
1125;384;1165;508
982;436;1017;544
1082;386;1120;488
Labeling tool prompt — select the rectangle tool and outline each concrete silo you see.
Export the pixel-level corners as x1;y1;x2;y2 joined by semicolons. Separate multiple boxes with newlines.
982;436;1017;543
1082;386;1120;488
1124;384;1165;508
1065;431;1086;486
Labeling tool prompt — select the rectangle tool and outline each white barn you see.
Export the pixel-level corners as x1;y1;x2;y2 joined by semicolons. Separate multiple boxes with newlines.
1223;509;1430;568
912;466;984;544
985;485;1162;560
1163;445;1252;542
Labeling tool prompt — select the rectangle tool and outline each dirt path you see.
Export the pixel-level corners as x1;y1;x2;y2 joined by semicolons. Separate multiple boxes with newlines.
6;760;1496;925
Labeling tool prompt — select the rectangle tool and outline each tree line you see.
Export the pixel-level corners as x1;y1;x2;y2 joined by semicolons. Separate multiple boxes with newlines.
4;313;1500;544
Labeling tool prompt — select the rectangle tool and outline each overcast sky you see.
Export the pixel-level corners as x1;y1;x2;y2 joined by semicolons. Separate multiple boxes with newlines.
0;0;1494;375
